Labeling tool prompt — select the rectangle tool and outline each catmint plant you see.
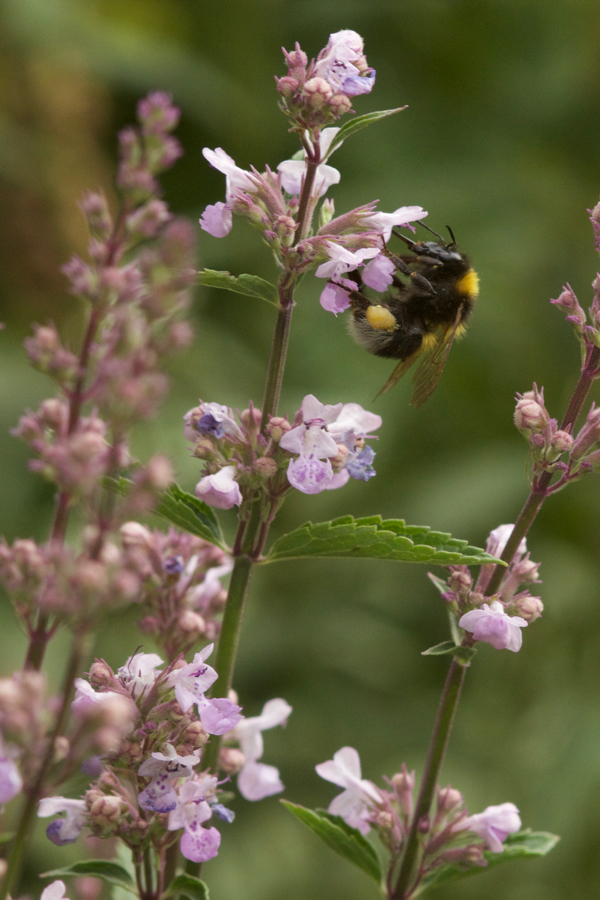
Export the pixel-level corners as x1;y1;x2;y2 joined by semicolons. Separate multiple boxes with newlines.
5;25;600;900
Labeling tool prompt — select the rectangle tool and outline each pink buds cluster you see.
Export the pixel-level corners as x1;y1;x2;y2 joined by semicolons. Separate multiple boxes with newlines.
513;384;573;473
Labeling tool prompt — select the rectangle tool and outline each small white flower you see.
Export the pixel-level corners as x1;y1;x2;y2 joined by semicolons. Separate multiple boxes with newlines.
315;746;381;835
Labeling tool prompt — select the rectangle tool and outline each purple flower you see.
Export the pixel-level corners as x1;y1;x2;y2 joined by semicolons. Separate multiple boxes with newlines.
360;206;427;242
362;254;396;291
117;652;164;699
38;797;87;845
170;645;243;734
345;445;376;481
327;402;382;445
195;466;242;509
314;30;376;98
459;601;528;652
199;148;256;238
453;802;521;853
315;746;381;835
280;395;342;495
138;773;178;813
319;281;354;315
232;698;292;801
0;753;22;803
315;243;380;281
171;644;218;711
168;781;221;862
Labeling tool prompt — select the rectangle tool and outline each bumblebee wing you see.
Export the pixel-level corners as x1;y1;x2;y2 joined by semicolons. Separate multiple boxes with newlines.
409;303;465;407
375;347;422;399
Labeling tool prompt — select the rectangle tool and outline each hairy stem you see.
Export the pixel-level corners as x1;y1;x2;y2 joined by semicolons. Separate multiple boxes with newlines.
392;658;467;900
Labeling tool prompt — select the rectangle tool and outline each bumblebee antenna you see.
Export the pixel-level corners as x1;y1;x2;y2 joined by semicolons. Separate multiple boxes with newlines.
445;225;457;246
416;221;446;242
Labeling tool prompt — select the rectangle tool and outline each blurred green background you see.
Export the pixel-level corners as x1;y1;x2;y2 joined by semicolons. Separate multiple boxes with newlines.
2;0;600;897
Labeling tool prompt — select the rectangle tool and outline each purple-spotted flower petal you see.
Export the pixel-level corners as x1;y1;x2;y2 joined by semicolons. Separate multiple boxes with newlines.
138;774;178;813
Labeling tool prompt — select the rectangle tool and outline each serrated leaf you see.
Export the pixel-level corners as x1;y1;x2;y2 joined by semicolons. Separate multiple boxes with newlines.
324;108;407;159
282;801;381;884
42;861;136;893
263;516;504;566
198;269;279;307
413;830;560;896
154;484;227;550
164;873;210;900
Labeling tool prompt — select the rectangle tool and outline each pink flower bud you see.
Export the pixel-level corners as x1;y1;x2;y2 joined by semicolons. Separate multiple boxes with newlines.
254;457;277;478
265;416;291;442
512;594;543;622
571;405;600;459
302;77;334;108
219;747;245;775
514;390;549;433
178;610;206;635
329;93;353;116
120;522;152;548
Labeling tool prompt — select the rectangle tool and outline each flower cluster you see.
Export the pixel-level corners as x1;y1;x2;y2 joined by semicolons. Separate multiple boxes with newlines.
186;394;382;506
430;524;542;653
38;646;291;866
276;31;376;131
119;524;232;657
316;746;522;890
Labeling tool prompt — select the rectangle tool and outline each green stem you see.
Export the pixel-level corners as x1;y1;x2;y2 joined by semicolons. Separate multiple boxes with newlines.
260;281;295;431
391;658;467;899
0;635;86;900
143;846;155;900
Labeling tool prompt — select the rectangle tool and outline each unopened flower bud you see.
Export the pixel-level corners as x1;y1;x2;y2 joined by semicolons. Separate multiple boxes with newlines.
120;521;152;548
89;660;116;686
218;747;245;775
40;398;67;430
447;569;473;593
192;436;219;460
178;610;206;635
329;93;353;116
265;416;291;442
551;429;574;455
276;75;300;98
302;77;334;108
437;784;463;814
183;720;209;749
514;390;550;433
513;594;543;622
254;457;277;479
90;794;123;826
144;455;174;490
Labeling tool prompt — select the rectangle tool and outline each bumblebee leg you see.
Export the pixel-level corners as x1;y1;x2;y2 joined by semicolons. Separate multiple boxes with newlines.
409;272;435;295
386;253;412;276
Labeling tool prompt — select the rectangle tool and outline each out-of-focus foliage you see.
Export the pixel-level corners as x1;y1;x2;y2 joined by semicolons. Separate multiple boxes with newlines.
1;1;600;898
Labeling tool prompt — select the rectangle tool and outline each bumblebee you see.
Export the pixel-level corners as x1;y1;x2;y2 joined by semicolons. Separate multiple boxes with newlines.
349;224;479;406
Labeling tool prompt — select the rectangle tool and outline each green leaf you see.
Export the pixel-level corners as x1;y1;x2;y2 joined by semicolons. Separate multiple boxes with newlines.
164;873;210;900
42;861;136;893
281;801;381;885
324;108;407;159
198;269;279;308
421;641;477;664
413;830;560;896
154;484;227;550
263;516;504;566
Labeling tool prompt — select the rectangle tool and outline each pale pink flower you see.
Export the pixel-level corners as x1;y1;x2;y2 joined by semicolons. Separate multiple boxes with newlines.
195;466;242;509
232;698;292;801
315;746;381;835
459;601;527;652
453;802;521;853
